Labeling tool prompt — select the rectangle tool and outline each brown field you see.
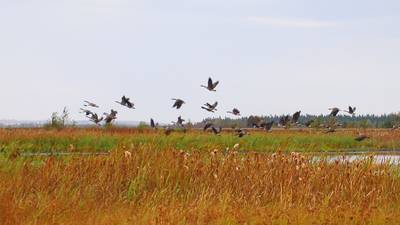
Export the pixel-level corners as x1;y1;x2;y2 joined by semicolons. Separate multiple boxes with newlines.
1;128;400;224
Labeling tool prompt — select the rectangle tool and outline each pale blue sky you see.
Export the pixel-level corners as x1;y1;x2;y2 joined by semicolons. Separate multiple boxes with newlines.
0;0;399;122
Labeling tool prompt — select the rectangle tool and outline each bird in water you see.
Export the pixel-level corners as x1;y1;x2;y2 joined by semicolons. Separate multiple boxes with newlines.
116;96;135;109
201;77;219;92
84;100;99;108
202;101;218;113
172;98;185;109
345;106;356;115
329;108;340;117
227;108;241;116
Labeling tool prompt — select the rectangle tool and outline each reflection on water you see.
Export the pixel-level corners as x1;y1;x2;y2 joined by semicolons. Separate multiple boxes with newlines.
312;153;400;164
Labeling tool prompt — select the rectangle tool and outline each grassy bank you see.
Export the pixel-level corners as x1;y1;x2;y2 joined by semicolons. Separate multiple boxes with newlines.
1;128;400;154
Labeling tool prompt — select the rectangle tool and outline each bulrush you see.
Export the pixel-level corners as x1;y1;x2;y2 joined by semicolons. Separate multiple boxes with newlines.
211;149;219;156
124;151;132;158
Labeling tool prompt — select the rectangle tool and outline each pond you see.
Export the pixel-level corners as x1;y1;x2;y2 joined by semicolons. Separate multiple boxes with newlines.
311;151;400;164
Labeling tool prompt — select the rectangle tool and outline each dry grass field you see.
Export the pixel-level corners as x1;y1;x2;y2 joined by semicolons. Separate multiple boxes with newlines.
1;128;400;224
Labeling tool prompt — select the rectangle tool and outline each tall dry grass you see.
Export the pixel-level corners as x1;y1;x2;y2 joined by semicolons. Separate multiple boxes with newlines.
1;146;400;224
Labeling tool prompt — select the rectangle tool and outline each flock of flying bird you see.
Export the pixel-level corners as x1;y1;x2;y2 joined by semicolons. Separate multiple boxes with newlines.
80;77;369;141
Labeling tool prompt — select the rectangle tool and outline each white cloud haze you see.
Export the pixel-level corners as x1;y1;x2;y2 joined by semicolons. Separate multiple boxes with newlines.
247;17;338;28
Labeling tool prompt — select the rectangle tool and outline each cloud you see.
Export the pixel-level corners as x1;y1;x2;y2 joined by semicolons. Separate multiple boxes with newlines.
247;17;338;28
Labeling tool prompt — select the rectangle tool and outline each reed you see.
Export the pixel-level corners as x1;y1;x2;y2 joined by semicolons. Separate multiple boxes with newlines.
1;128;400;224
1;146;400;224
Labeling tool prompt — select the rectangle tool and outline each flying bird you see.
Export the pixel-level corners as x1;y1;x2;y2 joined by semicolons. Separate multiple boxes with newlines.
203;122;213;131
345;106;356;115
80;108;94;117
172;98;185;109
260;121;274;131
116;96;135;109
227;108;241;116
150;118;157;129
279;115;291;127
103;109;118;124
201;77;219;91
292;111;301;124
329;108;340;117
201;101;218;112
176;116;185;127
211;126;222;135
89;113;103;125
84;100;99;108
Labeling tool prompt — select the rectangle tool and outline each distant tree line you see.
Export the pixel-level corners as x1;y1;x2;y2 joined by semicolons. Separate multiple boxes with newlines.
194;113;400;129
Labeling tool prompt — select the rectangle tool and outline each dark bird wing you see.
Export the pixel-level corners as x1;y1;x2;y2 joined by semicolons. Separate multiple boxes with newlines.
265;121;274;131
203;123;213;131
205;103;212;108
84;100;99;107
211;126;218;134
208;77;213;88
126;101;134;109
212;81;219;89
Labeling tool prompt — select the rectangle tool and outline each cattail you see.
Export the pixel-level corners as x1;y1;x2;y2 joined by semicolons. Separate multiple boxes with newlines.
124;151;132;159
68;144;75;152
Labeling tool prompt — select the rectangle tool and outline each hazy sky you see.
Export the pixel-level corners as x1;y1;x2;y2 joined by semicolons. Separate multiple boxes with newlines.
1;0;399;122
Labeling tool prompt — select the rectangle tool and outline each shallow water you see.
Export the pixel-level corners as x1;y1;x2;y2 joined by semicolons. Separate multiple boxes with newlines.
311;153;400;164
17;151;400;165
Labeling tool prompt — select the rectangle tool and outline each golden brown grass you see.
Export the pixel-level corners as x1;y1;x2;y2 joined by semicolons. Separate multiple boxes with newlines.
1;144;400;224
